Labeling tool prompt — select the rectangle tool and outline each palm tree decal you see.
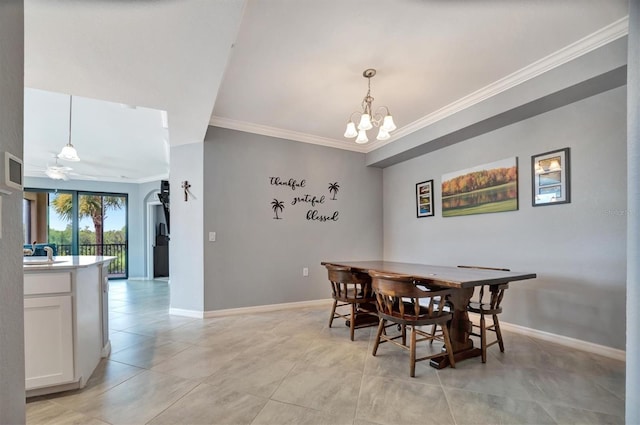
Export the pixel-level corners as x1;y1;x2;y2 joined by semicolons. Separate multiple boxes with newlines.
271;199;285;219
328;182;340;200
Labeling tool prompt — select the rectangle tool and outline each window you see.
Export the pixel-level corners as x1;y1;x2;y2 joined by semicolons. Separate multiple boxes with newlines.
24;189;128;279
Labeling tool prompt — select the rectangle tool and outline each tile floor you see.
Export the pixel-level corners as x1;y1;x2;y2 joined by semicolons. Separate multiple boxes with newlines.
26;279;626;425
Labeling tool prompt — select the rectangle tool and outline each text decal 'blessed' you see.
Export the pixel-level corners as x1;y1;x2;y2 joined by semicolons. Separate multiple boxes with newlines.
269;177;340;222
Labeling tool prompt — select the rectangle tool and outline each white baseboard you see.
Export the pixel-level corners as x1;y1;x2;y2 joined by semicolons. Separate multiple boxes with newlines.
499;320;626;362
169;307;205;318
101;340;111;358
203;299;333;318
168;299;624;362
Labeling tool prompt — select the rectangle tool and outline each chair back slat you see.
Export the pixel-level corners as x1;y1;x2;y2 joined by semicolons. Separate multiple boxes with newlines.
326;264;373;302
369;271;451;323
457;265;510;309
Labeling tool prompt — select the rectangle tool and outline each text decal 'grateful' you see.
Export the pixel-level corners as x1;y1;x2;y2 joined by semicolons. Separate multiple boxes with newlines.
269;177;340;223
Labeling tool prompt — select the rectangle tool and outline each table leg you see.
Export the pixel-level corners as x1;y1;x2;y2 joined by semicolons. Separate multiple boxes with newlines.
430;287;481;369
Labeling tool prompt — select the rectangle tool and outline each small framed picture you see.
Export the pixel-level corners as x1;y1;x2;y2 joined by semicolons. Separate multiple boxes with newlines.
416;180;434;218
532;148;570;206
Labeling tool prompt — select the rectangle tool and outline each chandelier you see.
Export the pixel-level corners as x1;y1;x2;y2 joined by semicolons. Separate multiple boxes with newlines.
58;95;80;162
344;68;396;144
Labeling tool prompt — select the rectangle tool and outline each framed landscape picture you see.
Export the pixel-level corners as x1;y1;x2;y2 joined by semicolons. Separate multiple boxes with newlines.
416;180;434;218
532;148;570;206
441;157;518;217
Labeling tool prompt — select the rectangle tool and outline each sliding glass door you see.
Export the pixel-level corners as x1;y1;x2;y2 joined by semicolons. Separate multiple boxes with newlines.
77;193;127;277
47;191;75;255
23;189;128;279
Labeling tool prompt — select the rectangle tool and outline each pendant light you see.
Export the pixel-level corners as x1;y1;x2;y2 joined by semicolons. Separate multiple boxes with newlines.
58;95;80;162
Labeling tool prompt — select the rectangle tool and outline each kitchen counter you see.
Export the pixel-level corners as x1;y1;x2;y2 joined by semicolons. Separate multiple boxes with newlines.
23;255;116;270
23;256;114;397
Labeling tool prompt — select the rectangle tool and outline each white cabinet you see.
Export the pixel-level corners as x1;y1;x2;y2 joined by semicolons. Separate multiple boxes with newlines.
24;260;112;396
24;295;74;390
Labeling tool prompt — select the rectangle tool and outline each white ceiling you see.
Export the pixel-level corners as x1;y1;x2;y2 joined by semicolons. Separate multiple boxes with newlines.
24;0;629;183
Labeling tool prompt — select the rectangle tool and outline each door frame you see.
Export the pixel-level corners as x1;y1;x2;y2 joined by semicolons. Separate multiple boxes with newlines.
146;199;162;279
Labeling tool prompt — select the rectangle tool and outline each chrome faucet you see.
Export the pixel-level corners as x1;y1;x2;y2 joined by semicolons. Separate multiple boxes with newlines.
43;246;54;262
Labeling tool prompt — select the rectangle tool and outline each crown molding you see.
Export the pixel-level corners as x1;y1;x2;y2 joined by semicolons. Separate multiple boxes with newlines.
210;16;628;155
372;16;629;151
209;116;368;153
134;173;169;184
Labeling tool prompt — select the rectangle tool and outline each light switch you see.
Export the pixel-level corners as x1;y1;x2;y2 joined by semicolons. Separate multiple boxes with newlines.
303;267;309;277
208;231;216;242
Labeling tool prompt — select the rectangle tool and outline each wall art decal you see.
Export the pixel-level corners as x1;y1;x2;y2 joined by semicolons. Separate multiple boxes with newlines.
306;210;339;222
328;182;340;200
269;176;306;190
442;157;518;217
271;199;285;219
291;194;325;206
531;148;570;206
269;177;340;223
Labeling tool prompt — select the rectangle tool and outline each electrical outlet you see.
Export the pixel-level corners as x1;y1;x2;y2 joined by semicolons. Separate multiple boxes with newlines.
208;231;216;242
303;267;309;277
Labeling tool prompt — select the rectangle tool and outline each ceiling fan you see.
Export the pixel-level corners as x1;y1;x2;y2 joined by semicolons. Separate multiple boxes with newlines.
28;155;98;181
45;158;73;180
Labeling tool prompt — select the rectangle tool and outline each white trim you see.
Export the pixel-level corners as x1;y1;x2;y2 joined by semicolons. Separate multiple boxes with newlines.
209;116;367;153
146;200;162;280
203;298;333;318
500;321;626;362
101;340;111;358
210;17;628;154
125;277;149;281
372;16;629;151
135;173;169;184
169;298;625;361
169;307;205;318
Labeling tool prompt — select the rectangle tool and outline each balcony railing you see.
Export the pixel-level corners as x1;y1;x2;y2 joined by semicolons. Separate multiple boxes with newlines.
57;243;127;278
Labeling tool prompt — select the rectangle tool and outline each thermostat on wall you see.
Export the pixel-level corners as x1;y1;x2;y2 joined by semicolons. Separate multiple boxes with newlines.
4;152;23;191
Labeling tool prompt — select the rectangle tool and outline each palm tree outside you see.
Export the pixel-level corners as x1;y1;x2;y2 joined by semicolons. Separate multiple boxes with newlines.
328;182;340;200
271;199;285;219
51;193;125;255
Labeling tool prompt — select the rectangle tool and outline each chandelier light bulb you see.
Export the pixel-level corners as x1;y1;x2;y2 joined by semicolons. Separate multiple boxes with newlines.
376;128;390;141
344;121;358;138
358;113;373;131
382;115;397;132
355;129;369;144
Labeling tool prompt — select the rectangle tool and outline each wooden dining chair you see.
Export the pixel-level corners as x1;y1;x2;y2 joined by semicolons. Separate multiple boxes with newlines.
369;271;455;377
325;264;377;341
458;265;510;363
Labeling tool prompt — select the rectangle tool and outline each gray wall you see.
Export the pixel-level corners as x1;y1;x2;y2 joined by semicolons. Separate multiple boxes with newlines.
169;142;204;311
202;127;383;311
383;86;626;349
0;0;25;423
627;0;639;421
23;177;162;278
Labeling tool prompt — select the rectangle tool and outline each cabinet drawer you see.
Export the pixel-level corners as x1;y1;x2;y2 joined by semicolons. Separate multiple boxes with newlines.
24;272;72;295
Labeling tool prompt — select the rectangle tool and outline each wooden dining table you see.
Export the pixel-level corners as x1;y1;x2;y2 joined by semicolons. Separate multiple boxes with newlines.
321;260;536;368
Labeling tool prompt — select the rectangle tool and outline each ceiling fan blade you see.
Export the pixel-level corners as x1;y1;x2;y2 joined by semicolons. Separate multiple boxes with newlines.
45;168;69;180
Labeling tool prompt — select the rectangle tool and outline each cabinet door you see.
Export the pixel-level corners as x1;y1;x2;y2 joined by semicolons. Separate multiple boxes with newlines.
24;295;74;390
